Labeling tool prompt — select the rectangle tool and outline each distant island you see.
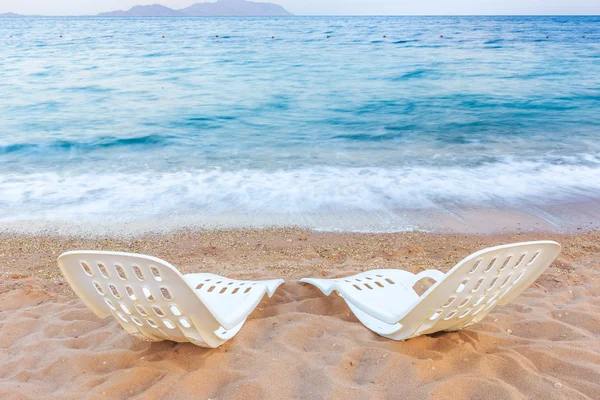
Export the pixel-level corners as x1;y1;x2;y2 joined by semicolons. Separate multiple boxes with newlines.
98;0;293;17
0;12;22;17
98;5;185;17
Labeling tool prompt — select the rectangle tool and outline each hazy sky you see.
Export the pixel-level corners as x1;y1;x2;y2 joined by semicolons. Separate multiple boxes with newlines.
2;0;599;16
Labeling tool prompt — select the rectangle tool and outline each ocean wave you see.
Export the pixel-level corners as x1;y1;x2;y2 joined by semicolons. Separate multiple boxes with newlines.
0;134;175;154
1;162;600;227
393;69;430;80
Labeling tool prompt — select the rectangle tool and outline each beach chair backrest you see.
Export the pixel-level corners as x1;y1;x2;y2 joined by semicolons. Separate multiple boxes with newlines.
58;251;223;347
400;241;561;337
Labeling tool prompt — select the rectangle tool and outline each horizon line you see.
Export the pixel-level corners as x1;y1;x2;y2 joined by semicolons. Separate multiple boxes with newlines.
2;14;600;17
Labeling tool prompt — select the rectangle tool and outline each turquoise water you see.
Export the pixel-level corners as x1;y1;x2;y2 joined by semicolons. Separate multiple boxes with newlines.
1;16;599;232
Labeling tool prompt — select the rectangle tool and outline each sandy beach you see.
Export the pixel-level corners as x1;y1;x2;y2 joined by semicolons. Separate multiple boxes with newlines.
0;229;598;399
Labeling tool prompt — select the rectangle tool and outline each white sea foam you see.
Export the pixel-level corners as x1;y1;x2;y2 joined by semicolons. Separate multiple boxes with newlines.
1;161;600;233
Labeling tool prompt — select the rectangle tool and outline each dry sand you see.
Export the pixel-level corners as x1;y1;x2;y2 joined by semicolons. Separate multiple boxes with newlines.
0;229;599;399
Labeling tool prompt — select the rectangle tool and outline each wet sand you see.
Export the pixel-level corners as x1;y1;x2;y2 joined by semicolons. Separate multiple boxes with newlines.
0;229;599;399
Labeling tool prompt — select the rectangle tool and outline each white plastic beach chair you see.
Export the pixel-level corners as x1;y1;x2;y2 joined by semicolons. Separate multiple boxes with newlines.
300;241;561;340
58;251;284;348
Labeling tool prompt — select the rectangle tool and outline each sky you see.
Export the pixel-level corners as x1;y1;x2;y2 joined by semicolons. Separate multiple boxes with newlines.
1;0;599;16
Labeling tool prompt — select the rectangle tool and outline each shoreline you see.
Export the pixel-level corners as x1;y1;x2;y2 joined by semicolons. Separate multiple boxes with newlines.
2;198;600;238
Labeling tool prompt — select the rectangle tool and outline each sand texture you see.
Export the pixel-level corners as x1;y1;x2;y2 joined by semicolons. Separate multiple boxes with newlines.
0;230;599;399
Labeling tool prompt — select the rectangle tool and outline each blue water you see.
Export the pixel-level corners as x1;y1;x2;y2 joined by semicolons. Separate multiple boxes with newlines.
1;16;599;232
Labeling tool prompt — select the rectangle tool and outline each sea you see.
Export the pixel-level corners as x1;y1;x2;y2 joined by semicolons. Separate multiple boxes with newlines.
1;16;599;234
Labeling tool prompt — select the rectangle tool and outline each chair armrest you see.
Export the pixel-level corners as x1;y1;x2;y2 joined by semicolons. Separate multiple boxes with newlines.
414;269;445;283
